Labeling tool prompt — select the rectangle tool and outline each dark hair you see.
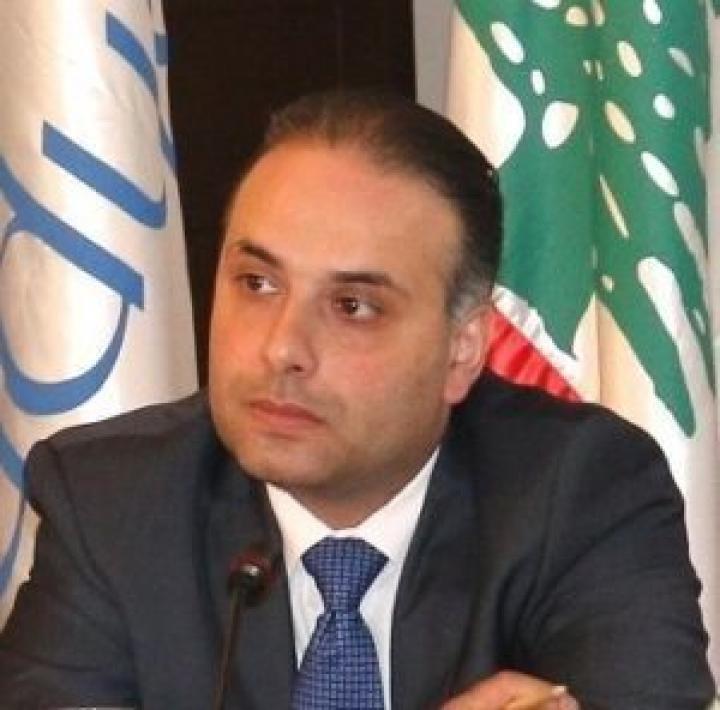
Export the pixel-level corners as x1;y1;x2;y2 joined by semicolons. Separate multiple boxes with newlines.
246;90;503;316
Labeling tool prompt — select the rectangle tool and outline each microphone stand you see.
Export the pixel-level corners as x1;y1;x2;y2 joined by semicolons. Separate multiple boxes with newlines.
212;547;277;710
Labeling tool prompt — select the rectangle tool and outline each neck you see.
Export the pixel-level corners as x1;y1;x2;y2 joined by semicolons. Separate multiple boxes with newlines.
288;470;426;529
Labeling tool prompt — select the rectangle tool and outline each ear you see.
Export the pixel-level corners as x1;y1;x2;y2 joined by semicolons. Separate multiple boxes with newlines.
444;306;491;405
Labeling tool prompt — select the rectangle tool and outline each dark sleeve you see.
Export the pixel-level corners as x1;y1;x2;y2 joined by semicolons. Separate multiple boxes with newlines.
517;414;716;709
0;439;139;708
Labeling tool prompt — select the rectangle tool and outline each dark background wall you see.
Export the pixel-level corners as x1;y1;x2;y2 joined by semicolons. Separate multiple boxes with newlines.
164;0;416;382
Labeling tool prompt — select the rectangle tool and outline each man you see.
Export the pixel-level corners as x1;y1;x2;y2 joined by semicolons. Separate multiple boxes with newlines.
0;91;714;709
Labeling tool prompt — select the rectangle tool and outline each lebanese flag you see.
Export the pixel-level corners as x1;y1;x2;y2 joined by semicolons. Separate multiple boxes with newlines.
446;0;720;678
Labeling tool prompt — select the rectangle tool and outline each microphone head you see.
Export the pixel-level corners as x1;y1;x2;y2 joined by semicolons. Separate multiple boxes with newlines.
227;545;278;607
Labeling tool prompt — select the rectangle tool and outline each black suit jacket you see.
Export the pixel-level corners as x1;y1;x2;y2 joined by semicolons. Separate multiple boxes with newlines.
0;373;714;709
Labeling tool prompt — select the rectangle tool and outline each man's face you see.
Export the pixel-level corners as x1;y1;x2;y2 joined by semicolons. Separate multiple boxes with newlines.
209;140;488;526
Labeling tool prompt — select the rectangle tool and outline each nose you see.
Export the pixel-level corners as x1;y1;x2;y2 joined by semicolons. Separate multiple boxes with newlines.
262;297;318;376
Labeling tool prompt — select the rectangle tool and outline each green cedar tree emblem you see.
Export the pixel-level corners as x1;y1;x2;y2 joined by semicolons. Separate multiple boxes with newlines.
457;0;715;435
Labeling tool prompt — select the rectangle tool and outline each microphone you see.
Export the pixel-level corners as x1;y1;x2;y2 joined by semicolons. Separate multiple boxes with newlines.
212;545;278;710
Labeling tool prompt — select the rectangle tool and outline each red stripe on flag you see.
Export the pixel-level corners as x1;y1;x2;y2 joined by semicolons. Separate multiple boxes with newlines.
487;310;580;402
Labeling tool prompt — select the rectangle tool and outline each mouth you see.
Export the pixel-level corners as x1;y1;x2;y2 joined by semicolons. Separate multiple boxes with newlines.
248;398;325;430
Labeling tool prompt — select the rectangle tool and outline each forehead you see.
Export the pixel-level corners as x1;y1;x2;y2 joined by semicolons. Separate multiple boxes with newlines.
225;141;461;275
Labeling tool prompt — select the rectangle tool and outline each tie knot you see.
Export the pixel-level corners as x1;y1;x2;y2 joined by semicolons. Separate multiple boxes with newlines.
302;537;387;612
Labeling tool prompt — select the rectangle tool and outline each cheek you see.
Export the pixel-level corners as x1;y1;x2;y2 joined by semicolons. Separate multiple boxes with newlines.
332;344;449;417
209;320;256;396
210;291;264;364
209;290;234;361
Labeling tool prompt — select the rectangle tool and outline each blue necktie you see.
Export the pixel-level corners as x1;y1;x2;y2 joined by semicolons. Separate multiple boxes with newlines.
292;536;388;710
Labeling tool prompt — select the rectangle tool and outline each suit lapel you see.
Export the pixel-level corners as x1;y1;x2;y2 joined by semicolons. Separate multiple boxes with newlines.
204;452;295;709
391;435;493;710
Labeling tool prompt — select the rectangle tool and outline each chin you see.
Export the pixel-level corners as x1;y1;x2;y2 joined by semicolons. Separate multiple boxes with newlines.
233;446;334;489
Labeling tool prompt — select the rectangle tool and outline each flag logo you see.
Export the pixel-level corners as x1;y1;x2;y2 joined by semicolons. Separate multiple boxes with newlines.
447;0;719;676
0;0;196;624
453;0;714;436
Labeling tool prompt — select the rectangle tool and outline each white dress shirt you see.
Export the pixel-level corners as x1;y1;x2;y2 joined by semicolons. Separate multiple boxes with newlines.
266;450;437;710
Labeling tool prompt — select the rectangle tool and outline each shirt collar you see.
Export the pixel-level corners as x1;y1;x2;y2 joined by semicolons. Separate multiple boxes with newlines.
267;449;438;575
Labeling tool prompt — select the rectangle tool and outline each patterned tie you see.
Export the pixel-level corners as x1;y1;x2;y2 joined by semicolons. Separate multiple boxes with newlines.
292;536;388;710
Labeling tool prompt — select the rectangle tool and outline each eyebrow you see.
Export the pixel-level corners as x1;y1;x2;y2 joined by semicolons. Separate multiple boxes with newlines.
226;238;406;295
330;270;395;289
227;239;282;268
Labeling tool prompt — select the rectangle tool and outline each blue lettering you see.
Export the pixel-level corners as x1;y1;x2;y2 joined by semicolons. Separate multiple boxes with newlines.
0;0;176;599
0;304;131;416
0;498;25;598
0;158;143;414
0;426;23;493
107;12;176;174
0;157;143;307
106;13;158;100
154;32;169;67
43;123;167;230
160;121;177;173
0;428;25;597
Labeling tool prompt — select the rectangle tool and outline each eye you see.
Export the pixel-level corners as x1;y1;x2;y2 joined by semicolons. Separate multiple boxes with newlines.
333;295;381;321
240;273;278;294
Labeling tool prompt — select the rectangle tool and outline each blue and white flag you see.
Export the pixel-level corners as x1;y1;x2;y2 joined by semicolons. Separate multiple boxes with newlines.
0;1;197;625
